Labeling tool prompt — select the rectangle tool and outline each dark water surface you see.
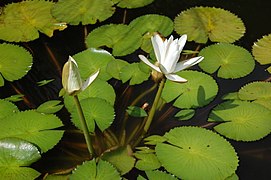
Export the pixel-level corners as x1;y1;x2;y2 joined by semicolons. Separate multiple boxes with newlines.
1;0;271;179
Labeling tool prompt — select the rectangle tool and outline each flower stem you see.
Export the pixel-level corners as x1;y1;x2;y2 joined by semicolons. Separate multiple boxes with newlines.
73;95;95;157
143;78;166;135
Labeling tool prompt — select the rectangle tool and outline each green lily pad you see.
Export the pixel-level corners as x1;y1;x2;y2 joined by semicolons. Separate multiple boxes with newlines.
126;106;148;117
37;79;54;86
252;33;271;65
199;43;255;79
0;1;66;42
115;0;154;8
101;146;135;175
70;97;115;132
52;0;115;25
134;152;161;171
73;48;115;81
120;62;150;85
70;159;120;180
106;59;129;80
64;78;116;112
0;110;64;152
36;100;63;114
174;7;245;43
155;126;238;180
0;43;32;86
144;135;167;145
86;24;142;56
238;81;271;110
174;109;195;121
0;137;41;180
162;70;218;109
129;14;174;52
4;94;24;102
209;100;271;141
145;170;178;180
0;99;18;119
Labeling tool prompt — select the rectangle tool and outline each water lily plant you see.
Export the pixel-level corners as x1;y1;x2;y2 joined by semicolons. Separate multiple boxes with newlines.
139;34;204;82
62;56;99;96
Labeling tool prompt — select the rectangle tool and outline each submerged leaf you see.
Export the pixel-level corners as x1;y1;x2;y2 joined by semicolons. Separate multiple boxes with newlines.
199;43;255;79
162;70;218;109
0;99;18;119
209;101;271;141
156;126;238;180
174;7;245;43
0;0;66;42
70;159;120;179
52;0;115;25
4;94;24;102
70;98;114;132
252;33;271;65
0;111;64;152
36;100;63;114
134;152;161;171
0;43;32;86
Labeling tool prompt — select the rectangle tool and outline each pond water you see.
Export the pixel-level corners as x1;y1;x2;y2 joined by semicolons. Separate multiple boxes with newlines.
1;0;271;179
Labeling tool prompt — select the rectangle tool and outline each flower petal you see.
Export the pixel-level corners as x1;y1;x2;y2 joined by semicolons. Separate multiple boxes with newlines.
81;69;100;91
165;73;187;82
138;55;161;72
177;34;187;52
163;39;180;73
151;34;164;64
173;56;204;73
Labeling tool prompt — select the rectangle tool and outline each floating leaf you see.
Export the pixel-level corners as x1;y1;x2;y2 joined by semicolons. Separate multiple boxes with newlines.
174;109;195;121
106;59;129;80
238;81;271;101
134;152;161;171
0;137;40;180
4;94;24;102
70;98;114;132
0;111;64;152
144;135;167;145
86;24;142;56
174;7;245;43
162;70;218;109
70;159;120;180
64;78;116;112
115;0;155;8
199;43;255;79
101;146;135;175
252;33;271;65
120;62;150;85
0;99;18;119
52;0;115;25
129;14;174;52
37;100;63;114
222;92;240;101
126;106;147;117
209;101;271;141
73;48;115;81
145;170;178;180
0;43;32;86
156;126;238;180
37;79;54;86
0;1;66;42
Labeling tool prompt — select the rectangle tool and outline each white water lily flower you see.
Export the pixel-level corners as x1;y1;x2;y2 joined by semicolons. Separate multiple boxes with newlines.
62;56;99;95
139;34;204;82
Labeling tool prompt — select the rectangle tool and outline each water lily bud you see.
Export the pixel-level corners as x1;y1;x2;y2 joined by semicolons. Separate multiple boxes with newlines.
62;56;99;96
